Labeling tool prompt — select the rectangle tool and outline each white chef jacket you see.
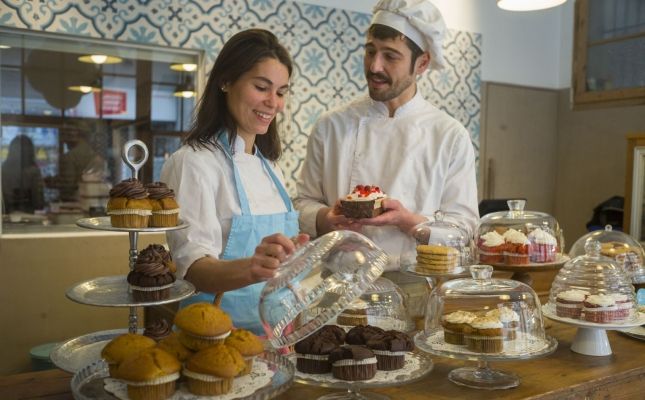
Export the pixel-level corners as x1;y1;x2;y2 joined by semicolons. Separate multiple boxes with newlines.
160;136;289;279
293;92;479;269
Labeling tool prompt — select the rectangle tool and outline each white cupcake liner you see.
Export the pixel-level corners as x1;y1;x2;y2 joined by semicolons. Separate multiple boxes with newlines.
332;357;377;367
108;208;152;216
152;208;180;215
296;353;329;361
184;330;231;340
182;368;224;382
371;350;407;357
121;372;180;386
129;283;175;291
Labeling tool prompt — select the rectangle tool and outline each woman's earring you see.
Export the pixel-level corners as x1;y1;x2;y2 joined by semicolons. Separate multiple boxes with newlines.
221;85;227;92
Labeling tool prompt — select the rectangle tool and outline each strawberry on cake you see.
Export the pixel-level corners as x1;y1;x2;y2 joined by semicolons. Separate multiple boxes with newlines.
339;185;387;219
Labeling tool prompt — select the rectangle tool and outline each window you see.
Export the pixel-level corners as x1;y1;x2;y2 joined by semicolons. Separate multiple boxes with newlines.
572;0;645;106
0;29;201;234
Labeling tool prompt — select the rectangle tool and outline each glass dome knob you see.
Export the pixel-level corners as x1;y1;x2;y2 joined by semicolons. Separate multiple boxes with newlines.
507;199;526;212
470;264;493;284
584;239;602;257
434;210;445;222
604;224;613;232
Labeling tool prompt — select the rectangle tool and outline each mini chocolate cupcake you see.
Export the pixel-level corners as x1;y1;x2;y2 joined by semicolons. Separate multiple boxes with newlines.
294;333;339;374
329;345;377;381
345;325;385;345
366;330;413;371
127;245;176;301
143;318;172;342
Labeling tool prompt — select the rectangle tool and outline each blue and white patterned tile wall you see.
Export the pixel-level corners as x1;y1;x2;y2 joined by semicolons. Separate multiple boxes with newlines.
0;0;481;195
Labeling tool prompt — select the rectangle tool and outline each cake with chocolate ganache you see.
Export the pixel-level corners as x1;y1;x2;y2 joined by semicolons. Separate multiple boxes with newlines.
329;345;378;381
145;181;180;227
366;330;414;370
127;245;176;301
106;178;152;228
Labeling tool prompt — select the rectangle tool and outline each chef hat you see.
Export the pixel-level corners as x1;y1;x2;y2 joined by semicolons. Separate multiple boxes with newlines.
371;0;446;70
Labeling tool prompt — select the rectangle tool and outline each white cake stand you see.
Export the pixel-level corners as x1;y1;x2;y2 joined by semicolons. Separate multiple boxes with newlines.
542;304;645;356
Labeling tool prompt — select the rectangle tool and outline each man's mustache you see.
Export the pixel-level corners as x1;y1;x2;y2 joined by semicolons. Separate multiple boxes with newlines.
366;72;391;84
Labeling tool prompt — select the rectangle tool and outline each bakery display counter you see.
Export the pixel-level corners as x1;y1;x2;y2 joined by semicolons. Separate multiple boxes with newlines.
3;321;644;400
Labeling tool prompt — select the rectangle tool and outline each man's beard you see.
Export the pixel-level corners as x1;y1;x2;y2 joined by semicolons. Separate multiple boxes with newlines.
366;72;415;102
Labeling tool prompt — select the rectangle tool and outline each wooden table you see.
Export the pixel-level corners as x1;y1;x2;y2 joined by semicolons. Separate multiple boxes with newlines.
1;322;643;400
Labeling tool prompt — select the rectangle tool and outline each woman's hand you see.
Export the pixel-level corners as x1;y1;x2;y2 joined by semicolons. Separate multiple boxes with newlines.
248;233;309;281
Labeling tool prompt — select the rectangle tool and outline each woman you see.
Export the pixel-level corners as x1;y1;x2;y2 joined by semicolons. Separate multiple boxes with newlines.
161;29;307;335
2;135;45;214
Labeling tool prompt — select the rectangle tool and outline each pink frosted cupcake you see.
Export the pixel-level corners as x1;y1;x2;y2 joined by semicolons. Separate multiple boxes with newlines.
582;294;619;323
528;228;557;263
555;289;589;319
503;229;530;264
610;293;633;321
477;231;506;264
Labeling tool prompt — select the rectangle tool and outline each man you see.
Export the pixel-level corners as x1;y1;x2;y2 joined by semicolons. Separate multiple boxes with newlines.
294;0;479;270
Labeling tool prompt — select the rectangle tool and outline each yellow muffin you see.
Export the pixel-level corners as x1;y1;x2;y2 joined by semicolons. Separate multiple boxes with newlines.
224;329;264;375
157;332;193;362
116;347;181;400
183;343;246;395
174;302;233;351
101;333;157;377
107;179;153;228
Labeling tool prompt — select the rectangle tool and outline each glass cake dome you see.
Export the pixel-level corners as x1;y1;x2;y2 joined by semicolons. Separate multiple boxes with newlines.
423;265;549;355
547;239;637;324
334;277;413;332
568;225;645;294
475;199;563;266
404;210;473;274
258;230;388;348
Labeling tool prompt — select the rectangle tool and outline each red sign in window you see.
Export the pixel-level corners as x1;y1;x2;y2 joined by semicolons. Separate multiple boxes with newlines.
94;89;127;115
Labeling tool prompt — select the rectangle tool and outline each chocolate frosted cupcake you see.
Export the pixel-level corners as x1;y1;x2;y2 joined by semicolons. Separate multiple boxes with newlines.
294;333;340;374
145;182;180;227
128;245;176;301
366;330;413;371
317;325;346;344
345;325;385;345
143;244;176;273
143;318;172;342
329;345;377;381
107;178;152;228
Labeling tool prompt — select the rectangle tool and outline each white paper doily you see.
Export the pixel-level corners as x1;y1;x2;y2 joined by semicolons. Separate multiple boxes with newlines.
105;360;272;399
294;353;420;383
422;330;550;356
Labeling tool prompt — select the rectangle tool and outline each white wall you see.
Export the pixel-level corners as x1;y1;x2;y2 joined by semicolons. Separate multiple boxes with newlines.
297;0;574;89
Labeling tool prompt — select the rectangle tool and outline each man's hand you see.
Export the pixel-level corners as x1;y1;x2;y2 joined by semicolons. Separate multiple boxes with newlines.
361;198;427;234
316;201;364;234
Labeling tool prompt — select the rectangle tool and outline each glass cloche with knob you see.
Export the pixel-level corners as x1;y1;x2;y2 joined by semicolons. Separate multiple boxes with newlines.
475;199;563;266
568;225;645;295
547;239;638;324
403;210;474;275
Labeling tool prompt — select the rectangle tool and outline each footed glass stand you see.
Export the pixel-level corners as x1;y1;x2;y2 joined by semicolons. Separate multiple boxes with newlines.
414;330;557;390
542;303;645;356
292;351;433;400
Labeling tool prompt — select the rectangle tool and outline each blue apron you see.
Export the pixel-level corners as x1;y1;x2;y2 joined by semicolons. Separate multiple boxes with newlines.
181;135;299;335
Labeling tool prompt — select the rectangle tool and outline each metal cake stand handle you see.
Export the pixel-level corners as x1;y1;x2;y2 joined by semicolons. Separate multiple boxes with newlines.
122;139;149;181
121;139;149;333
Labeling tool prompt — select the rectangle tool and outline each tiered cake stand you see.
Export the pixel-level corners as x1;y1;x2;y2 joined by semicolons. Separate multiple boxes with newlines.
291;351;433;400
542;303;645;356
414;330;557;390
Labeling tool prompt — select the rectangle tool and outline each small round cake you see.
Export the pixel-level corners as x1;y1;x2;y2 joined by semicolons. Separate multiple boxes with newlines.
582;294;619;323
477;231;506;264
106;178;152;228
174;303;233;351
183;343;246;396
555;289;589;319
224;329;264;375
329;345;378;381
503;229;530;265
116;347;181;400
441;310;477;345
465;316;504;353
366;330;413;371
345;325;385;345
127;245;176;301
145;182;180;227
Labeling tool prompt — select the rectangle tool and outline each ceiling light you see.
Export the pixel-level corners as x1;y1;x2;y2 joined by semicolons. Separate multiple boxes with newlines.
78;54;122;64
497;0;567;11
0;45;10;49
68;85;102;94
173;76;196;98
170;63;198;72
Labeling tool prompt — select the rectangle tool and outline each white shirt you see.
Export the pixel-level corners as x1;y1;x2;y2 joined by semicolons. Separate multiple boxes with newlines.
294;92;479;269
161;136;288;279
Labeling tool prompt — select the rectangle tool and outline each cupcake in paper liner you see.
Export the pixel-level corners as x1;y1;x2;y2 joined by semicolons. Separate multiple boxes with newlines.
224;329;264;375
115;347;181;400
145;182;180;227
107;178;152;228
329;345;377;381
127;245;176;301
183;343;245;395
